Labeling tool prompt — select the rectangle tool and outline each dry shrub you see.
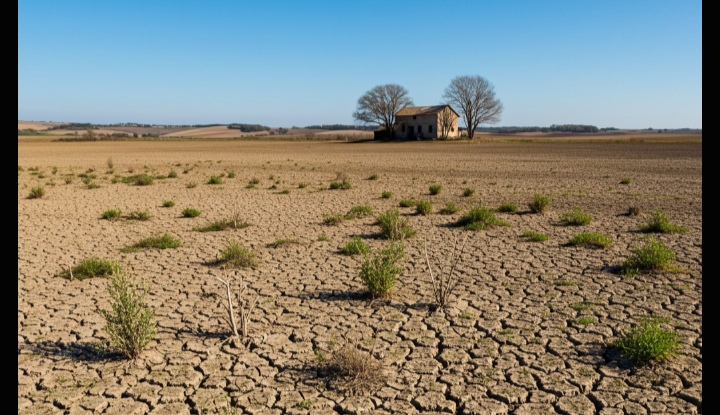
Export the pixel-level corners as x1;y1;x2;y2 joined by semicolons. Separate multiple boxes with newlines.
324;339;386;395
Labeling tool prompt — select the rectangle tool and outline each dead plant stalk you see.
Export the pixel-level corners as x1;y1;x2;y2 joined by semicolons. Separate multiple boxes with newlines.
423;235;468;309
213;271;258;340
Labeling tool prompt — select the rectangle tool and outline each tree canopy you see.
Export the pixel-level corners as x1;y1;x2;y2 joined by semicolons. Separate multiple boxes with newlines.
353;84;413;137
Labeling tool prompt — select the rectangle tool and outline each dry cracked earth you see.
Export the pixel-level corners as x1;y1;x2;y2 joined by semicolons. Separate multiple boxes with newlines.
18;137;702;414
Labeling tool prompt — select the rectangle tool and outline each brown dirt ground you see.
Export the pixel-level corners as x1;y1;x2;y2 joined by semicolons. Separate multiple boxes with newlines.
18;136;702;414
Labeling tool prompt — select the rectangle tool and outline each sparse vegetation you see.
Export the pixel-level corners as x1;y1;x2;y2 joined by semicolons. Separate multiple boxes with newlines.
560;208;593;226
97;267;156;359
521;231;549;242
455;205;510;230
131;174;154;186
376;209;416;240
359;243;404;298
317;235;329;241
186;181;198;189
368;173;379;180
341;236;371;255
528;193;551;213
381;191;392;199
568;232;612;248
298;182;308;189
101;209;123;220
399;199;416;208
162;200;175;207
208;175;223;185
323;340;386;393
193;218;250;232
621;236;678;278
127;210;151;221
122;234;182;253
612;318;681;366
56;257;120;280
438;201;460;215
168;170;178;178
429;184;443;195
423;235;468;310
267;238;301;248
576;316;597;326
415;200;432;215
323;212;345;226
463;188;475;197
346;205;374;218
498;202;518;213
620;178;632;185
182;208;202;218
27;186;45;199
219;240;258;268
638;209;689;233
329;180;352;190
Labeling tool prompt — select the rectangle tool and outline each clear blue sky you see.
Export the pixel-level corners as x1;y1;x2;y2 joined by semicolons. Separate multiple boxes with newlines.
18;1;702;129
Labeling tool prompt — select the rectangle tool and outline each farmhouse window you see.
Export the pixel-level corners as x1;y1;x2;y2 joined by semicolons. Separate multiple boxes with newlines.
413;116;417;120
429;125;433;133
418;126;422;133
402;124;405;132
451;127;455;132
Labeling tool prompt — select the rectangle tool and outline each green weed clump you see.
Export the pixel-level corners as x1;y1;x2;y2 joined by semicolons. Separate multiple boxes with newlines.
168;170;178;178
346;205;374;218
498;203;518;213
131;174;154;186
568;232;612;248
330;179;352;190
429;184;443;195
368;173;379;180
193;218;250;232
398;199;416;208
455;205;510;230
560;208;593;226
415;200;432;215
187;181;198;188
463;188;475;197
208;175;223;185
219;240;258;268
128;211;151;221
56;257;120;280
122;234;182;253
101;209;123;220
612;318;681;366
323;212;345;226
359;243;404;298
528;193;551;213
341;236;371;255
521;231;549;242
376;209;416;240
621;236;677;278
381;191;392;199
27;186;45;199
182;208;201;218
438;202;460;215
638;209;689;233
97;267;156;359
619;178;632;185
162;200;175;207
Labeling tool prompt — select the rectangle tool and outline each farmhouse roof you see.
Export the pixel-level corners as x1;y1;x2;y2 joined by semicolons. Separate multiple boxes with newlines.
396;105;459;117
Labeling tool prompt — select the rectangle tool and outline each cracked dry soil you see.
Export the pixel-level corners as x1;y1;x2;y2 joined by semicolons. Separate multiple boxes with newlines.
18;137;701;414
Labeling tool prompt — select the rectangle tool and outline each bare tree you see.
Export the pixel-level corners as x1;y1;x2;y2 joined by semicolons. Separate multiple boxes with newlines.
353;84;413;138
437;106;457;140
443;75;503;139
